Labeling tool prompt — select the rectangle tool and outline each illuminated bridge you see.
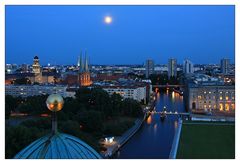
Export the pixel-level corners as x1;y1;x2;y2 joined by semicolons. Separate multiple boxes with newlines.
148;111;190;116
152;85;185;88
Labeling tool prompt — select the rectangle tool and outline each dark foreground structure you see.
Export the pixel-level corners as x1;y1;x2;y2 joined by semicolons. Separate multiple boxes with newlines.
14;94;102;159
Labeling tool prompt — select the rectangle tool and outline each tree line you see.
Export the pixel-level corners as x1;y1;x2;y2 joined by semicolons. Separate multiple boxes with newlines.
5;87;143;158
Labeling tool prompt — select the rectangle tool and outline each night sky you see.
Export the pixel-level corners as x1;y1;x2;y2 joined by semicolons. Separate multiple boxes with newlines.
6;5;235;65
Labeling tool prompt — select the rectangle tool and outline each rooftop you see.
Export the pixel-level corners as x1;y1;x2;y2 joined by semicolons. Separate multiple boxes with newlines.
14;133;102;159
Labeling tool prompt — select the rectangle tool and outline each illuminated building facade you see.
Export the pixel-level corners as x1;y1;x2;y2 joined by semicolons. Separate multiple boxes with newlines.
30;56;60;84
102;85;147;103
188;86;235;112
77;52;92;86
185;74;235;113
32;56;42;83
5;84;68;98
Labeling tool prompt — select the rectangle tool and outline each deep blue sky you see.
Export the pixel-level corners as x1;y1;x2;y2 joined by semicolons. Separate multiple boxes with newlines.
6;5;235;65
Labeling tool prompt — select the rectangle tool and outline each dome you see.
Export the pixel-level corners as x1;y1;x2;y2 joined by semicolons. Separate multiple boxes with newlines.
34;56;39;59
14;133;102;159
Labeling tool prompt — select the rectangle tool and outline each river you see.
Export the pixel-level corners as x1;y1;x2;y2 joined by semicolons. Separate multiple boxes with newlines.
114;89;185;159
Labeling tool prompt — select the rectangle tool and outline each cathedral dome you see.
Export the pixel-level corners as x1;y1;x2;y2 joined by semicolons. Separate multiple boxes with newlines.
14;133;102;159
14;94;102;159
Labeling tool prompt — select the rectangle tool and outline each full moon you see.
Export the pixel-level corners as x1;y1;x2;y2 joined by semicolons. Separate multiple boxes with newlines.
104;16;112;24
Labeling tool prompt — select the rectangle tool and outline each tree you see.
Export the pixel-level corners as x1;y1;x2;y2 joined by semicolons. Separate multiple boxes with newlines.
90;88;111;116
5;125;45;159
13;78;31;85
122;98;143;117
110;93;123;116
5;95;20;119
78;110;103;133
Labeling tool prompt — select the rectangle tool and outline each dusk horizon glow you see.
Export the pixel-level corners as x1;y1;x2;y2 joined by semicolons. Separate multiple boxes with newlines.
6;5;235;65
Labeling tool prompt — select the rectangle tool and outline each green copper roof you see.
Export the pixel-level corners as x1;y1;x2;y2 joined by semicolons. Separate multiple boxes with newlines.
14;133;102;159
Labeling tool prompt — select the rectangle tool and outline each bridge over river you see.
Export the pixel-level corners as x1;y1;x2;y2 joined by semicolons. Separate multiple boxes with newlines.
114;89;185;159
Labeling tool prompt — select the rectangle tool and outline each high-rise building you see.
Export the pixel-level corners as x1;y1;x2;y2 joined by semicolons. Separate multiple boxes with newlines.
78;51;92;86
220;58;230;74
183;59;194;74
21;64;29;73
168;58;177;78
145;59;154;78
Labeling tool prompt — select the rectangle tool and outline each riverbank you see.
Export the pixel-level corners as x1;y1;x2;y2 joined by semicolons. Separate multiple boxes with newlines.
101;94;157;158
169;119;182;159
101;116;145;158
191;114;235;122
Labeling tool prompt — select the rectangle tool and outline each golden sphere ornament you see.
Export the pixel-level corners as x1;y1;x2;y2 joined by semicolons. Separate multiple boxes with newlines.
46;94;64;112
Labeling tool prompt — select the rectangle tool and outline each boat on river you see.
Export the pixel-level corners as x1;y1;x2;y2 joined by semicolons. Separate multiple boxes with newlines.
160;106;167;121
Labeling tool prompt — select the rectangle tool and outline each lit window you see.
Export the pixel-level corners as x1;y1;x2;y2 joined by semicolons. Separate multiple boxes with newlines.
225;104;229;111
219;103;223;111
209;91;211;94
231;104;235;110
220;96;222;100
226;96;229;100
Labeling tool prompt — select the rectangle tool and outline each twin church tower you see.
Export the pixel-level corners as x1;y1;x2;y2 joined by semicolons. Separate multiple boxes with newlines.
77;51;92;87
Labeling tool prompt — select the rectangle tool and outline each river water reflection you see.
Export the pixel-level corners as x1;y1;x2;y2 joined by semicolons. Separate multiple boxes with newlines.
114;89;185;159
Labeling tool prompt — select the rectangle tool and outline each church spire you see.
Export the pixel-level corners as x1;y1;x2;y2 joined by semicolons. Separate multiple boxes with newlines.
85;50;89;72
77;52;81;67
81;51;84;72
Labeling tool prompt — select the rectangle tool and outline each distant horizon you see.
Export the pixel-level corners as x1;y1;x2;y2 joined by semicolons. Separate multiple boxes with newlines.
5;58;235;66
5;54;235;66
6;5;235;65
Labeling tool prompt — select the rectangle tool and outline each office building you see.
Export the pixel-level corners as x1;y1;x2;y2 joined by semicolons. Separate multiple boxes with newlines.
145;59;154;78
220;58;230;74
168;58;177;78
183;59;194;74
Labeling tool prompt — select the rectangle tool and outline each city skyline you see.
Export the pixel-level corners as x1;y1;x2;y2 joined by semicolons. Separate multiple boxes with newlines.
6;5;235;65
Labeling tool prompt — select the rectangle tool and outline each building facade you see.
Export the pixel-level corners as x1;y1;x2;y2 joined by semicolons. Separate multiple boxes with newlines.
185;74;235;113
183;59;194;74
188;85;235;112
145;59;154;78
168;58;177;78
220;58;230;74
102;85;147;103
77;52;92;86
5;85;68;98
